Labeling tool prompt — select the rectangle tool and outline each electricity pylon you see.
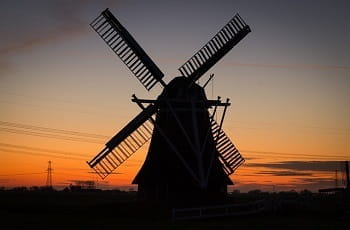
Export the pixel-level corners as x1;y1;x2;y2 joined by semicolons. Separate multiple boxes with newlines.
46;161;53;188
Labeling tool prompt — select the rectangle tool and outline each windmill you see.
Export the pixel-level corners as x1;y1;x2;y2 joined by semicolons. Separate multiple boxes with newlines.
87;8;251;203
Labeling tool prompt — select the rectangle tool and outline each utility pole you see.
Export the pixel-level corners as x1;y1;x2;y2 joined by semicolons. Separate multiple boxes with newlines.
46;161;53;188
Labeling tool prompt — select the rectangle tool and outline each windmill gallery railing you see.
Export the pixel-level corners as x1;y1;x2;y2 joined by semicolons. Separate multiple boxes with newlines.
172;199;266;221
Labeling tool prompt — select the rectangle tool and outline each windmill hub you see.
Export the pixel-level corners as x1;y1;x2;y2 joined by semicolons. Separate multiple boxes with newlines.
158;76;205;103
87;8;251;204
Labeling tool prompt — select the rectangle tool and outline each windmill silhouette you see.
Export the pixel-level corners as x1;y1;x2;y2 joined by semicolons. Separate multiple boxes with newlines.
87;8;251;203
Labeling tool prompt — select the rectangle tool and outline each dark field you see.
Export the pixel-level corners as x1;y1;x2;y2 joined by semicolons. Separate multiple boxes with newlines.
0;189;349;230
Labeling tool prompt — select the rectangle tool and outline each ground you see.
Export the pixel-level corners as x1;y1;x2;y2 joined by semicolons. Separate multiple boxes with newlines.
0;189;349;229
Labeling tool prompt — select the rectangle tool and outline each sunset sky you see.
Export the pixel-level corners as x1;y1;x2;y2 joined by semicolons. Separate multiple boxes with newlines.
0;0;349;192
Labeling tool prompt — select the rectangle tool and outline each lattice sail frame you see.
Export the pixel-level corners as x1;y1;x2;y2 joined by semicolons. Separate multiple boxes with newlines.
179;14;251;84
90;9;165;91
210;117;244;175
87;104;157;179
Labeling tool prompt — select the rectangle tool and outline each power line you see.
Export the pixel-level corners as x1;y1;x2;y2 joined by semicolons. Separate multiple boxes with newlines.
0;172;45;177
230;125;350;136
0;120;109;139
0;148;85;161
0;142;88;158
0;120;347;161
0;141;346;162
224;61;350;71
240;150;349;160
246;155;347;161
0;127;104;144
58;172;97;179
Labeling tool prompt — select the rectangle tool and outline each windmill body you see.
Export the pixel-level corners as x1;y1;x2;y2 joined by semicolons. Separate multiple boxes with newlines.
133;77;232;202
87;8;251;204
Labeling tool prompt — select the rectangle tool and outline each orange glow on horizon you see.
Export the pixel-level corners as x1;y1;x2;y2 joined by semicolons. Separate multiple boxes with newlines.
0;128;344;192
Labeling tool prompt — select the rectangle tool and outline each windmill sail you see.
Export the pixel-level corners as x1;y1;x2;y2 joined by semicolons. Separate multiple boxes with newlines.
210;117;244;175
87;104;157;179
90;9;165;91
178;14;251;84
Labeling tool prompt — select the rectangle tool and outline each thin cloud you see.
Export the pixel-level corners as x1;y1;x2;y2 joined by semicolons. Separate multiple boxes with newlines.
0;179;11;183
256;170;313;177
88;171;122;174
246;161;343;172
294;177;336;190
231;177;336;192
0;0;117;71
299;178;334;183
225;61;350;71
0;25;86;57
1;2;84;56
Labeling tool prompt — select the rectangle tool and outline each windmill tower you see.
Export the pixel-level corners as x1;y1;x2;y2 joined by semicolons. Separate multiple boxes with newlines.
87;9;251;203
